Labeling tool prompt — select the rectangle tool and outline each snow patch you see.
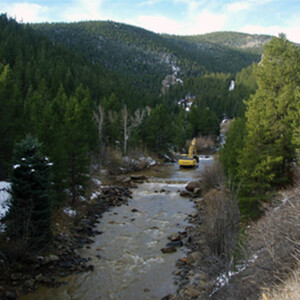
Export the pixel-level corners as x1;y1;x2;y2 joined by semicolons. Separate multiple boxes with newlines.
92;178;102;186
0;182;11;231
211;253;259;296
91;191;101;200
63;207;77;217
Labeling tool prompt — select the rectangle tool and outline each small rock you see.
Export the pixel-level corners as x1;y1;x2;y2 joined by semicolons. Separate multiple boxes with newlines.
168;233;181;242
36;274;53;284
166;240;182;248
48;254;59;262
173;269;182;276
24;278;36;289
6;291;17;300
150;226;159;229
11;273;21;281
179;257;187;264
130;175;147;181
199;279;215;291
185;286;201;298
131;208;139;213
162;293;176;300
122;177;131;184
186;251;201;264
180;190;193;197
161;247;177;253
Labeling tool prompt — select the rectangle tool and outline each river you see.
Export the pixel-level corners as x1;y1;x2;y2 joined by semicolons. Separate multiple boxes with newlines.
20;155;213;300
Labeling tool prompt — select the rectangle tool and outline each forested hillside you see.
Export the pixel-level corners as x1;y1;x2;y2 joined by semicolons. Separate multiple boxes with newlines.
31;21;270;85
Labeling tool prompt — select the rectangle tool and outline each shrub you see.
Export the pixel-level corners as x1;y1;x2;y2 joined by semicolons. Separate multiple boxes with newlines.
200;160;225;194
202;187;241;266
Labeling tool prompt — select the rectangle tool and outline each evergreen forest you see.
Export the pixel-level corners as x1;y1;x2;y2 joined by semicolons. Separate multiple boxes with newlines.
1;13;299;233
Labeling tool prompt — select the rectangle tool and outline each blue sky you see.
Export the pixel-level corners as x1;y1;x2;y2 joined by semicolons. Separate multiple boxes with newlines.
1;0;300;42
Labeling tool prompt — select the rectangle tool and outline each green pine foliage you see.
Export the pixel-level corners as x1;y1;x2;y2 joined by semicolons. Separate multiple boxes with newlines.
221;35;300;218
240;35;300;189
6;135;53;250
219;118;246;180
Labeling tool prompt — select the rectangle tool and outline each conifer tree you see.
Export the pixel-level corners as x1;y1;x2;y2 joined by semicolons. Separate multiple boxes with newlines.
238;35;300;215
6;135;53;250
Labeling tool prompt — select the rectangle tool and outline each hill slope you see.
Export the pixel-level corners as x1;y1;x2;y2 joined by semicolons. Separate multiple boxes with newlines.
31;21;271;82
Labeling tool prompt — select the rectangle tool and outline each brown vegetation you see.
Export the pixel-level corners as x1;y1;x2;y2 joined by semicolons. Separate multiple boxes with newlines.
185;136;215;154
203;188;240;264
212;182;300;299
200;160;225;194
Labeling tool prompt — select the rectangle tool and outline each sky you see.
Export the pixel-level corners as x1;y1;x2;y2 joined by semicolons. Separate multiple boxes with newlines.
1;0;300;43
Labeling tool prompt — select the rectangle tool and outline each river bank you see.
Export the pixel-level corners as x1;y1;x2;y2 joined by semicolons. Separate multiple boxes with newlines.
0;183;136;300
1;157;213;300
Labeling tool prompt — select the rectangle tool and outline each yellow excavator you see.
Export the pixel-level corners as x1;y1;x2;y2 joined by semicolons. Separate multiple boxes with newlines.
178;138;199;167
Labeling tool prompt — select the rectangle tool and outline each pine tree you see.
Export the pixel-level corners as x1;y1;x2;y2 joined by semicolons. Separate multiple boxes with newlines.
64;86;96;202
219;118;246;180
237;35;300;216
6;135;53;250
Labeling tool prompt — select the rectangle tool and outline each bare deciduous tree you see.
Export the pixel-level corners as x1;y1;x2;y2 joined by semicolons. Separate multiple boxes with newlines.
93;104;105;163
121;105;146;155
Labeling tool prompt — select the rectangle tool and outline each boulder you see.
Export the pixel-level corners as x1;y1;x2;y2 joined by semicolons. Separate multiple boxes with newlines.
186;181;201;193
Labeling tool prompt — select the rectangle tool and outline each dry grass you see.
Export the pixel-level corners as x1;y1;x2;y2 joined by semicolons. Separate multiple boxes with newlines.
212;181;300;299
254;185;300;300
261;266;300;300
203;187;241;265
200;160;225;194
252;185;300;273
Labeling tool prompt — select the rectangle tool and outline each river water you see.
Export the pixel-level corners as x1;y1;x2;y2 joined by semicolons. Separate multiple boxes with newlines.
21;156;213;300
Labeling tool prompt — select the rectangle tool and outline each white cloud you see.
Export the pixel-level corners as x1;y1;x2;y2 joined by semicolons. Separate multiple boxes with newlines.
61;0;105;22
239;24;300;43
127;10;226;35
133;15;180;34
2;2;48;23
227;2;250;12
227;0;280;12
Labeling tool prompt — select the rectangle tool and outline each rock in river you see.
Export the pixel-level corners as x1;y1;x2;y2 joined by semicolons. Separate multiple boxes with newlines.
161;247;177;253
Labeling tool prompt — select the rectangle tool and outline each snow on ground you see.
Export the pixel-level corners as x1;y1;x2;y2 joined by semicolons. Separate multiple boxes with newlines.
0;181;11;219
0;181;11;232
63;207;77;217
210;252;260;296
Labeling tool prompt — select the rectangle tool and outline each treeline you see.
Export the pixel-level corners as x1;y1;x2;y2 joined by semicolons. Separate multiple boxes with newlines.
220;34;300;219
0;13;264;212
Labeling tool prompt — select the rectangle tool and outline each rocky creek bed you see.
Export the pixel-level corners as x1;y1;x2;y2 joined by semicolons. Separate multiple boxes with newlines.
1;168;216;300
0;184;134;300
162;181;218;300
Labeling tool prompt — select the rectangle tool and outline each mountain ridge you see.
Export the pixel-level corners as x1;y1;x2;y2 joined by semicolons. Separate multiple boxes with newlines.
30;20;272;80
